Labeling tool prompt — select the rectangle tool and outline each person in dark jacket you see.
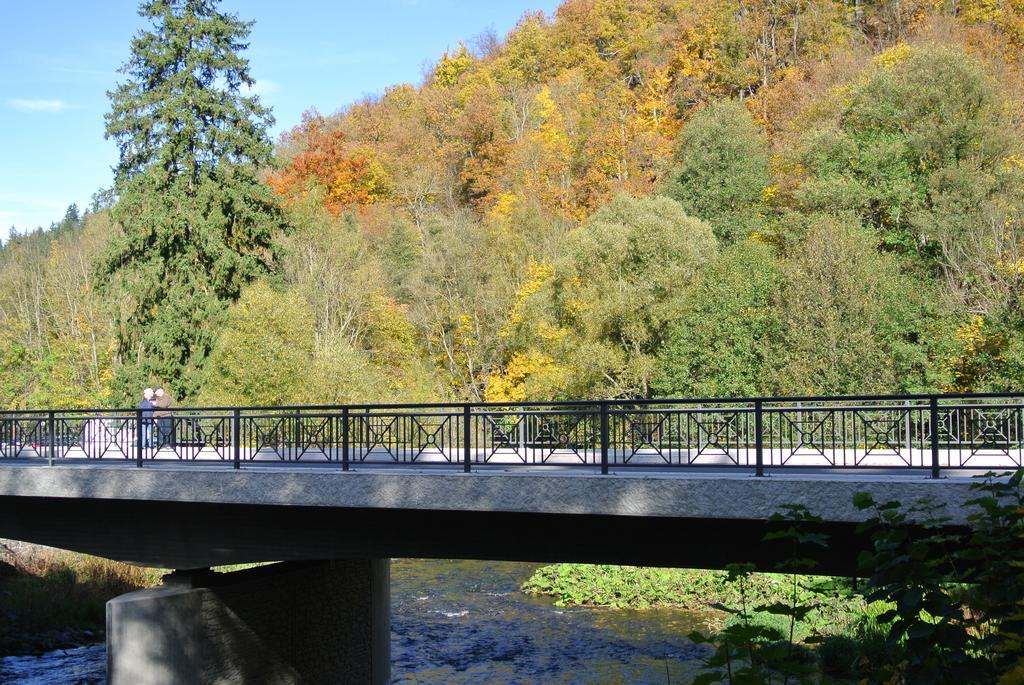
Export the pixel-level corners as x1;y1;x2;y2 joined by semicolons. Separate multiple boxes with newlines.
139;387;155;448
153;387;175;448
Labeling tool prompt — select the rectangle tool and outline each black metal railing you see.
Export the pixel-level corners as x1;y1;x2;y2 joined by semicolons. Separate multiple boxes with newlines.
0;393;1021;476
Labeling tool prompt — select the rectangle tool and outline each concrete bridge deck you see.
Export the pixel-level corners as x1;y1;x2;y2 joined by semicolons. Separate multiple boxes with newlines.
0;461;991;573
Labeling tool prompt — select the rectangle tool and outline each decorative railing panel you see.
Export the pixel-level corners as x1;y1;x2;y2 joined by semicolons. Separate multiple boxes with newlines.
473;406;600;466
0;413;47;459
0;393;1021;475
349;410;461;464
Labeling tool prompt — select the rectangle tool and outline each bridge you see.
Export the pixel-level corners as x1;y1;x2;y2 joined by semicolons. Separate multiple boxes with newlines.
0;392;1020;684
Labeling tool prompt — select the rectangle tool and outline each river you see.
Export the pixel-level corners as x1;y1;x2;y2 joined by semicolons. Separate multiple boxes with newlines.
0;560;711;684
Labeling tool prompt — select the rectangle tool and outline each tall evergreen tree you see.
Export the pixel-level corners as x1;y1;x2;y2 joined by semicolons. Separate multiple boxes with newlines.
56;204;82;234
100;0;283;401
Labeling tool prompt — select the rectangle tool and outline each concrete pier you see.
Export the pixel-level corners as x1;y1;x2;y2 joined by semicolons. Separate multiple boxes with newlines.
106;559;390;685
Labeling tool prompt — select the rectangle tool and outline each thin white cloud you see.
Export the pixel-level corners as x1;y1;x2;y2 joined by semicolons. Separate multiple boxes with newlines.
252;48;395;70
9;98;67;112
244;79;279;97
49;66;114;78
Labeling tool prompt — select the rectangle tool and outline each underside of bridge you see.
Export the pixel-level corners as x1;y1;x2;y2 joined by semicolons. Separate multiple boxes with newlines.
2;493;877;574
0;466;980;572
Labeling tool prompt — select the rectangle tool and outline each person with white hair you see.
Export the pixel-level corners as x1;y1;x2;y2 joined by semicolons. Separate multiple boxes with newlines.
152;386;175;449
139;388;156;448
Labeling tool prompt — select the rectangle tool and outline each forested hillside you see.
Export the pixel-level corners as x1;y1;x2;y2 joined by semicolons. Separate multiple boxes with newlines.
4;0;1024;408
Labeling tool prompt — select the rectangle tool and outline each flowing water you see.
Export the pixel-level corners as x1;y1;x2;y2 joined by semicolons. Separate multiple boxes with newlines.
0;560;712;684
0;644;105;684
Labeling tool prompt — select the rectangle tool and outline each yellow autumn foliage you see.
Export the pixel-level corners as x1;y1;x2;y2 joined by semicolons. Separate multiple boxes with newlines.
484;350;564;403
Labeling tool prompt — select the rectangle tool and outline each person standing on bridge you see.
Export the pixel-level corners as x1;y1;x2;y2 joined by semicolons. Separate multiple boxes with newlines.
153;387;175;449
139;388;155;448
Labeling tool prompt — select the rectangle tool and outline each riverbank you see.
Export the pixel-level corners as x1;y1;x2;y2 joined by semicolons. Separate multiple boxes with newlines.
522;562;897;680
522;563;818;610
523;563;866;616
0;542;161;656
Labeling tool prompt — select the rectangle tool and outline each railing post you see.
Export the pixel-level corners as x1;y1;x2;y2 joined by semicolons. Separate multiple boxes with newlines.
904;401;912;458
930;395;941;479
463;403;472;473
754;399;764;477
293;409;301;461
232;409;241;470
135;408;144;468
47;410;55;467
600;401;609;475
519;406;527;455
342;406;350;472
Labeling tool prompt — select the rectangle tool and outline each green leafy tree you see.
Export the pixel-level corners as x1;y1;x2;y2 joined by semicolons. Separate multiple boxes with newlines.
791;42;1024;392
203;282;390;406
308;335;388;405
202;282;313;406
654;240;783;398
0;332;33;409
511;195;717;399
769;214;952;395
100;0;284;401
660;99;772;243
796;44;1014;262
379;218;422;296
28;337;113;410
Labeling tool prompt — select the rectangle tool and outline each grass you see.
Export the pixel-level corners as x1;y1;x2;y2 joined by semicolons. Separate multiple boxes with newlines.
0;542;283;657
523;564;879;636
0;543;163;655
522;563;856;613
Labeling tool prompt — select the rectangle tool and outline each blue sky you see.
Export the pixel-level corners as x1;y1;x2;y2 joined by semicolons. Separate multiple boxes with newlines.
0;0;559;239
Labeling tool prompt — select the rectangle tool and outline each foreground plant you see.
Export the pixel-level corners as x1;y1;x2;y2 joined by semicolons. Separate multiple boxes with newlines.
688;505;828;684
853;469;1024;684
687;470;1024;684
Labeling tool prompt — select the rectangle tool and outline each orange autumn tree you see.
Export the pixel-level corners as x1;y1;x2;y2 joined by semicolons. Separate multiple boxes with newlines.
269;112;388;215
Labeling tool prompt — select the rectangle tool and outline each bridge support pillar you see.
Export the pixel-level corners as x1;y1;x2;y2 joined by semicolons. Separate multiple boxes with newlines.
106;559;390;685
